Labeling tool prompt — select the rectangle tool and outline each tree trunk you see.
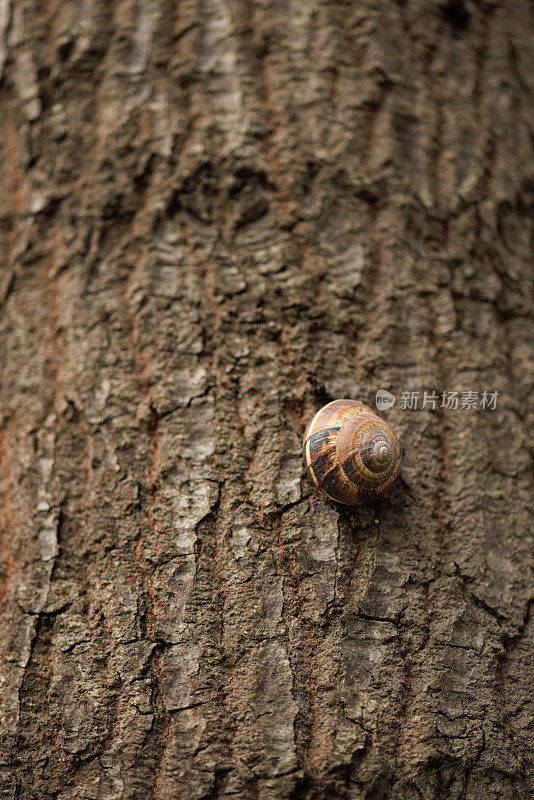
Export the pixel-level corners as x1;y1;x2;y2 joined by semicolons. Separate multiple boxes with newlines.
0;0;533;797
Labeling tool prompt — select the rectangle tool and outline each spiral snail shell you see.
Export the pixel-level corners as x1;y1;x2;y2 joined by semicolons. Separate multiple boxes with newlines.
303;399;402;504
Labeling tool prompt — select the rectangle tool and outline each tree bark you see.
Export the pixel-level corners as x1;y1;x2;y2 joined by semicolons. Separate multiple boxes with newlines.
0;0;533;798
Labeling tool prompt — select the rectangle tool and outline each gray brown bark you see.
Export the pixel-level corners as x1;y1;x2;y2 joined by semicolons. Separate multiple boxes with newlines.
0;0;533;798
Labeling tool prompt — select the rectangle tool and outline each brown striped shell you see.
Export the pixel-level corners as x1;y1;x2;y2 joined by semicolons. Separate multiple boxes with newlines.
303;400;402;505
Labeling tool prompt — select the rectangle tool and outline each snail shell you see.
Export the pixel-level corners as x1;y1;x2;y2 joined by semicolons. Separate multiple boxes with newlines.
303;399;402;504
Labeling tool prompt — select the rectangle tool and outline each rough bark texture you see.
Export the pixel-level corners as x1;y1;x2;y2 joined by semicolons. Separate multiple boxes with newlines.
0;1;533;798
